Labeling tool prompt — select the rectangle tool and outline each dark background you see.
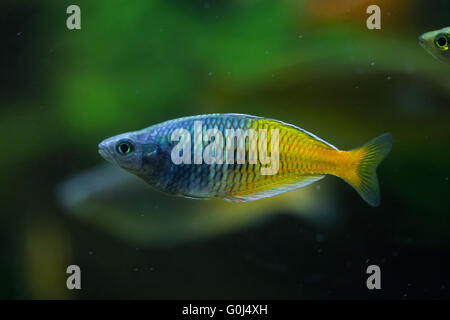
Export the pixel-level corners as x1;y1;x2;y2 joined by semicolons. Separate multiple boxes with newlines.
1;0;449;299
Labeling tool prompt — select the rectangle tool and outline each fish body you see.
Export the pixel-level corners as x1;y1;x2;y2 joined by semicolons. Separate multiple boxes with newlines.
419;27;450;64
98;114;392;206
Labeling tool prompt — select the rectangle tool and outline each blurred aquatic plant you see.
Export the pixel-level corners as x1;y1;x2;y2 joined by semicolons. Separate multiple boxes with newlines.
22;219;72;299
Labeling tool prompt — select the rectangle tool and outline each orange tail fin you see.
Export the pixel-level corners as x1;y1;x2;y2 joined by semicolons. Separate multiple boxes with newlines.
341;133;392;206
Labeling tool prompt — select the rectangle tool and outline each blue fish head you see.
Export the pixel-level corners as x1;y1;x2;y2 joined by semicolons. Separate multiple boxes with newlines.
98;130;165;178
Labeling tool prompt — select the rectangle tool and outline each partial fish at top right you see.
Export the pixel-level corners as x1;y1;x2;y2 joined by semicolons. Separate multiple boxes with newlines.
419;27;450;64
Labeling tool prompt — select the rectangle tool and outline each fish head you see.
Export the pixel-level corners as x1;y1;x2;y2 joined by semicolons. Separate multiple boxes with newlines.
419;27;450;64
98;130;166;178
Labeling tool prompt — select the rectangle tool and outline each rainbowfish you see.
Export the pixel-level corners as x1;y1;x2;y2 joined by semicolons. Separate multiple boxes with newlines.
98;114;392;206
419;27;450;64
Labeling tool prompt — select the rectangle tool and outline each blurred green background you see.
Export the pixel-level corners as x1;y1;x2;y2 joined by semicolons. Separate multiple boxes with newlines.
1;0;450;299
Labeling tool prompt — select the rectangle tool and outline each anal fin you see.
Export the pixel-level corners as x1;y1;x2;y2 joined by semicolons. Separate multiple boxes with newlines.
223;175;325;203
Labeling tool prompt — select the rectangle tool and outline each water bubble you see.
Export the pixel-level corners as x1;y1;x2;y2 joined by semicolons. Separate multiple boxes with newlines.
298;33;303;39
208;72;213;76
17;31;22;36
387;76;391;80
370;61;375;67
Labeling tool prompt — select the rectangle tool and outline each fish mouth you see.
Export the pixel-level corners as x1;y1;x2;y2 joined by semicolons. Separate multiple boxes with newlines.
98;148;110;160
98;142;115;164
418;35;425;47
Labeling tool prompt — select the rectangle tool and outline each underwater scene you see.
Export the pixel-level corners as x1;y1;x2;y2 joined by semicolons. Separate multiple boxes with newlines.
1;0;450;301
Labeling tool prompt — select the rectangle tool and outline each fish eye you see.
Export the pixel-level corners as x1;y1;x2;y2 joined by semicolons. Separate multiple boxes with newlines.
116;140;133;155
434;34;449;50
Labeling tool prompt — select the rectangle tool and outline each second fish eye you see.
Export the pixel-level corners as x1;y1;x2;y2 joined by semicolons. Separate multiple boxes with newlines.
116;140;133;155
434;34;448;50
